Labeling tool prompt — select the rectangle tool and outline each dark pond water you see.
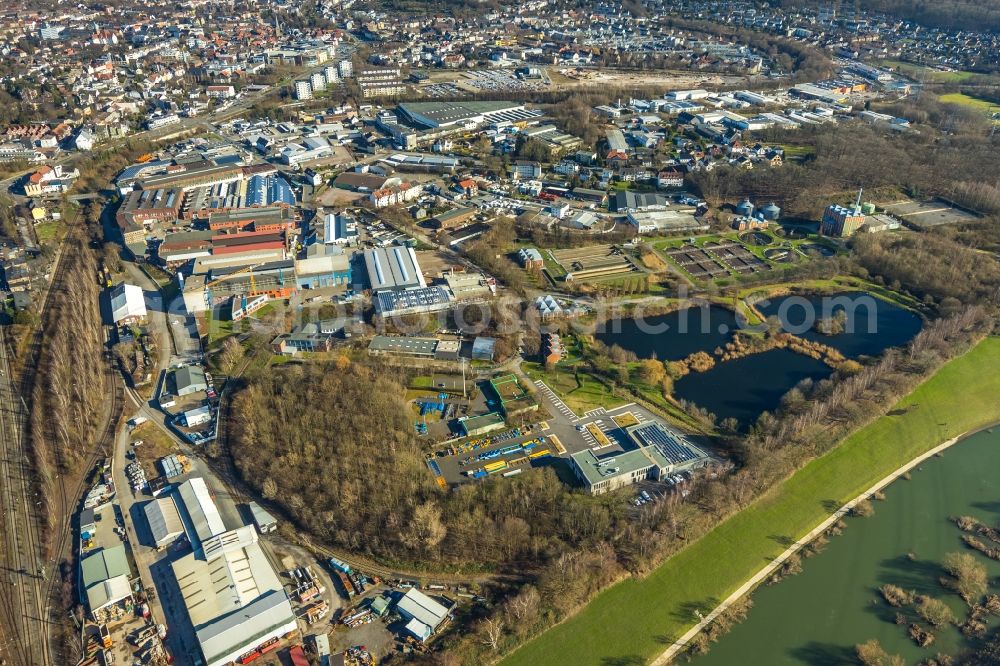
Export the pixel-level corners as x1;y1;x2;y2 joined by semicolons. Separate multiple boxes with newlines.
597;294;920;426
758;292;922;358
691;428;1000;665
674;349;833;424
595;306;740;361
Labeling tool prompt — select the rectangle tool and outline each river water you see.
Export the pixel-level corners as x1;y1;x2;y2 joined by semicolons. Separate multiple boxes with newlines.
691;428;1000;665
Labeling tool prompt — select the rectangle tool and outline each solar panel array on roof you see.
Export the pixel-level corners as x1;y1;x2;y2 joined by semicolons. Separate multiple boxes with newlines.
488;108;543;124
630;423;698;465
375;286;450;314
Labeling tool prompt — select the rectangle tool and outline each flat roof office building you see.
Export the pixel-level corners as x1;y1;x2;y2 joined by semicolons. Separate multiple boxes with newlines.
570;421;708;495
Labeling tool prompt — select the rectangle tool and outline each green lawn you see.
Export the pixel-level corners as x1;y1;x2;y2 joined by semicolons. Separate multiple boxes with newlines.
34;221;61;244
879;60;978;83
543;250;568;279
205;310;235;345
781;144;815;159
411;375;434;390
938;93;1000;117
522;362;624;414
502;336;1000;666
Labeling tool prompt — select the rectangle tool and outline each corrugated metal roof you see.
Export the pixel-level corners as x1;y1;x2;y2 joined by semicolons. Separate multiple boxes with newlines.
144;496;184;547
396;588;448;629
195;588;296;666
177;477;226;546
81;544;130;588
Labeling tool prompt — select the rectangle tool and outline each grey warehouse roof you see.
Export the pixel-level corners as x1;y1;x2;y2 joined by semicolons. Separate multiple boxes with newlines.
363;246;425;291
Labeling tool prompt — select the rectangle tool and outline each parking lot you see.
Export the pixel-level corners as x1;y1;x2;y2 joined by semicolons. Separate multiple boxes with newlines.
461;69;547;92
420;82;468;98
430;373;667;487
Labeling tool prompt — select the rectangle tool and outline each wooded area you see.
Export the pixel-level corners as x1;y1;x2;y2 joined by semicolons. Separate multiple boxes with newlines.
27;229;110;525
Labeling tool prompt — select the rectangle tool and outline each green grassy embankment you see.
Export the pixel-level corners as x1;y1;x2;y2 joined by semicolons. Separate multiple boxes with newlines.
502;336;1000;666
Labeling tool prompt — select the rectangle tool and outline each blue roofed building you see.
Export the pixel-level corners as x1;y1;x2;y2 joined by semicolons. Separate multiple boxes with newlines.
246;174;295;207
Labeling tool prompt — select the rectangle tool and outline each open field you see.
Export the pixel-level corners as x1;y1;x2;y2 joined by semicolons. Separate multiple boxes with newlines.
560;69;743;91
502;336;1000;666
879;60;978;83
937;93;1000;121
938;92;999;110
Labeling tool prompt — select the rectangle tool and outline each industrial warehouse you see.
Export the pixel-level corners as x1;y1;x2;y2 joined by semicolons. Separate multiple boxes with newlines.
153;478;297;666
395;101;535;130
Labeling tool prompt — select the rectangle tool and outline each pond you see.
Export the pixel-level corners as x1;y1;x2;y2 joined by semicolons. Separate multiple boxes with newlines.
690;427;1000;665
596;305;836;425
758;292;923;358
597;295;920;426
595;306;740;362
674;349;832;424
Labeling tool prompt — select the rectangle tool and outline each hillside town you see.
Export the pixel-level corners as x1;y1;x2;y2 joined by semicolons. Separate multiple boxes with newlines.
0;0;998;666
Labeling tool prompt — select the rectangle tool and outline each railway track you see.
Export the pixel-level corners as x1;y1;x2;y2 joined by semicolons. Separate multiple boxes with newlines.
0;232;123;666
0;329;49;666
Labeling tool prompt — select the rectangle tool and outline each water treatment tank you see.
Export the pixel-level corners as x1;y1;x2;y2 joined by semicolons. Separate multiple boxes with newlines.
761;202;782;220
736;199;755;216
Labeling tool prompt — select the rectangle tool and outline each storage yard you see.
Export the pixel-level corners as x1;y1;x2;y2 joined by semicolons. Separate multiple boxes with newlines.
418;370;710;499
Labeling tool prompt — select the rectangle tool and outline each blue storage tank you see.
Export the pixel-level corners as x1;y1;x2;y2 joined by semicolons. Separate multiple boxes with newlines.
762;202;781;220
736;199;755;216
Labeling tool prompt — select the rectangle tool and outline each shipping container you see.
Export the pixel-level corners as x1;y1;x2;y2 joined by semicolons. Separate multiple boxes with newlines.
328;557;352;574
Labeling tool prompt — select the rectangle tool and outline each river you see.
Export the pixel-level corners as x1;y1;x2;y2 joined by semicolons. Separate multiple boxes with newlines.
691;428;1000;665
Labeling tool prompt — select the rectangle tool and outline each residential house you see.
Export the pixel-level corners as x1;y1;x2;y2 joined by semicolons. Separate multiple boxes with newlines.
657;169;685;189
